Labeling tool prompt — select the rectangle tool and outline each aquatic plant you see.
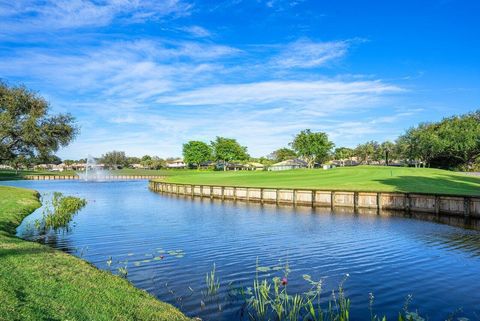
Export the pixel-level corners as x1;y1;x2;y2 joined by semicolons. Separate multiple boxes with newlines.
117;266;128;278
205;263;220;296
213;260;434;321
36;192;87;231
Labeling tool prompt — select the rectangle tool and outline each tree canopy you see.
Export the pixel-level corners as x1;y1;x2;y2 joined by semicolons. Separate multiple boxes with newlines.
269;148;297;163
183;141;212;169
290;129;334;168
100;151;128;169
334;147;354;166
211;137;249;170
0;82;77;163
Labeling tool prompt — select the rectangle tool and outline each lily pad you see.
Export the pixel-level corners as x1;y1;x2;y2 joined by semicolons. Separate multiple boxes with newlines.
256;266;271;272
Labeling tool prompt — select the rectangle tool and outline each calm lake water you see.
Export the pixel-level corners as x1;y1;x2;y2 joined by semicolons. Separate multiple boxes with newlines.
6;180;480;320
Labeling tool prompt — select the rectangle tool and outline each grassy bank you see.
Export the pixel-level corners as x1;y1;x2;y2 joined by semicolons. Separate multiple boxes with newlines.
0;185;190;321
158;166;480;196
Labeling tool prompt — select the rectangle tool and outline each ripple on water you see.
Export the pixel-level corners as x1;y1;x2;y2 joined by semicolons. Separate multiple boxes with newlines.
7;180;480;321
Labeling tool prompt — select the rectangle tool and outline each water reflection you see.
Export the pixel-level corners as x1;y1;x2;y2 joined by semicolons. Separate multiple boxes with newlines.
2;180;479;321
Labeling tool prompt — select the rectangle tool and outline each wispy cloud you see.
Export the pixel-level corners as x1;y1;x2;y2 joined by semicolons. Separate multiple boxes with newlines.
270;39;353;69
156;80;402;106
0;1;420;159
0;0;192;32
180;25;212;38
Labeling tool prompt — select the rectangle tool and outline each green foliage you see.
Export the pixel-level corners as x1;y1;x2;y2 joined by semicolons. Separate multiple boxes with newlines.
269;148;298;163
0;81;78;163
222;261;430;321
183;140;212;169
290;129;334;168
334;147;354;166
396;110;480;169
354;141;379;164
140;155;166;169
211;136;249;169
380;141;396;165
37;192;87;231
100;150;128;169
0;186;189;321
205;263;220;296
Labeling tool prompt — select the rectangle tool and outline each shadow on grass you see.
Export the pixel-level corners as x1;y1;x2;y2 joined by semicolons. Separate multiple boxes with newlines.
375;174;480;196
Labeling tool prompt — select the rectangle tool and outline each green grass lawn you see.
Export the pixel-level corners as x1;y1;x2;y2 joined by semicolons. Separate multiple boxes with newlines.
158;166;480;196
0;185;190;321
0;168;176;180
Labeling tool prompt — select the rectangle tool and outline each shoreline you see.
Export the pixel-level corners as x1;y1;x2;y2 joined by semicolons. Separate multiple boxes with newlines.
0;185;190;321
150;180;480;219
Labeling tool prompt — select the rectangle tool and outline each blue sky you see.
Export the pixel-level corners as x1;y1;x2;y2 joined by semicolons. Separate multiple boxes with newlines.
1;0;479;159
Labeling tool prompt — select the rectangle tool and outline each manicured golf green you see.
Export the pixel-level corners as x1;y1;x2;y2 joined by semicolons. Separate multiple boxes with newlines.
0;185;190;321
159;166;480;196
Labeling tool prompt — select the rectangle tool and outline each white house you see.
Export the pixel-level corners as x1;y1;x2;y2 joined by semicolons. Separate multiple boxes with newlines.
166;159;186;169
268;158;308;171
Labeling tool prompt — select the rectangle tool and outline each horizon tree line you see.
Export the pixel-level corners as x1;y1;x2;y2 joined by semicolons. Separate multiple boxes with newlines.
1;82;478;172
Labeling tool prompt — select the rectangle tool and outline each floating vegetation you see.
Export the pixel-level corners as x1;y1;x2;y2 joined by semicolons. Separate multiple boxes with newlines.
194;260;444;321
166;249;185;258
35;192;87;232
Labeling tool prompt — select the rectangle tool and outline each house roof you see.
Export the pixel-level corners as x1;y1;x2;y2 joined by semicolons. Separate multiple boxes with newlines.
271;158;307;167
247;162;265;167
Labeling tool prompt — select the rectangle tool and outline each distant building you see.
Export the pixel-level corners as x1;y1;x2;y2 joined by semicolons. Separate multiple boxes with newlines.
245;162;265;171
331;158;360;167
34;163;65;172
268;158;308;171
166;159;186;169
215;161;245;171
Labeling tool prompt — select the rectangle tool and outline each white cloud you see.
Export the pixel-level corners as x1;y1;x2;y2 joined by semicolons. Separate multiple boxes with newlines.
0;0;192;32
156;80;403;106
0;39;241;101
180;25;211;38
271;39;350;69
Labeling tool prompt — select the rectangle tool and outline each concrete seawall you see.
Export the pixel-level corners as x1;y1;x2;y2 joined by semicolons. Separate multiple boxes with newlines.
149;181;480;218
25;175;163;180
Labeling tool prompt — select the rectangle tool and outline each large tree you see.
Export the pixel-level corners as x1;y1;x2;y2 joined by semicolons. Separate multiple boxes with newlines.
437;111;480;170
0;82;77;162
100;151;128;169
397;124;442;167
268;147;297;163
183;141;212;169
211;137;249;170
380;141;396;166
354;141;379;164
290;129;334;168
334;147;354;166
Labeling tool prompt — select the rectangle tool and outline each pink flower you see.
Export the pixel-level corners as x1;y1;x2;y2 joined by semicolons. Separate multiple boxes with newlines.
281;277;288;286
